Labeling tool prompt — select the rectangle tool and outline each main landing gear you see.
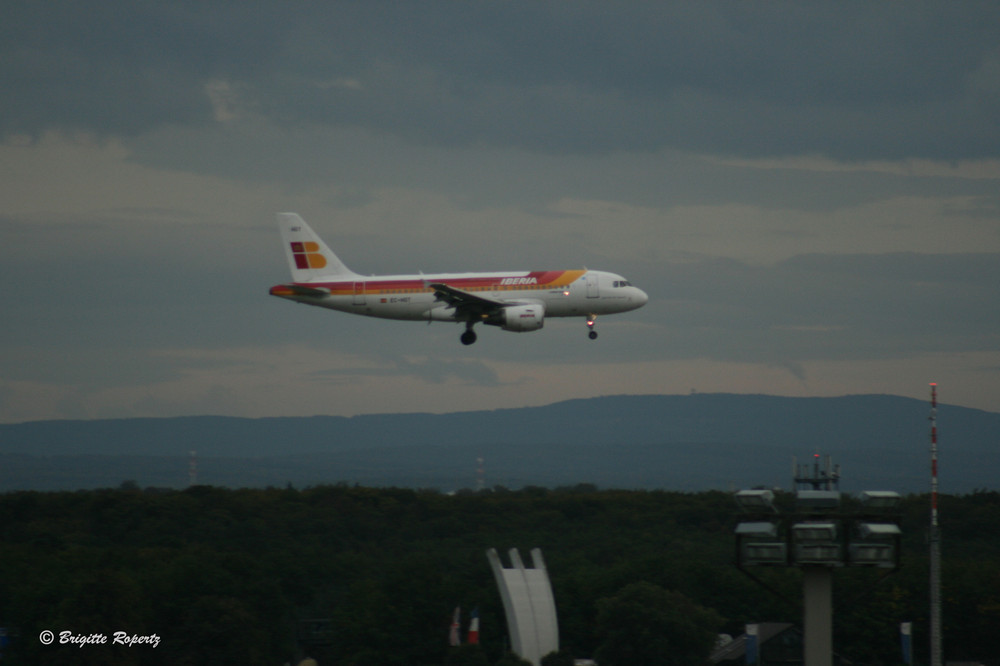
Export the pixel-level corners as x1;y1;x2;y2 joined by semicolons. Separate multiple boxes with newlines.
460;323;478;346
458;317;599;344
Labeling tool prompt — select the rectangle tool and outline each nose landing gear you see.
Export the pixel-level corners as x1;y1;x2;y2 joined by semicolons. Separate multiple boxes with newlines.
587;315;598;340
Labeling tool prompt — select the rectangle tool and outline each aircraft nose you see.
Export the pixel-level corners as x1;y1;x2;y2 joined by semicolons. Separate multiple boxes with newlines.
632;287;648;308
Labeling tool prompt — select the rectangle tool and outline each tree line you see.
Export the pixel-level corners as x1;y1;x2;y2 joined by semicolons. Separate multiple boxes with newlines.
0;483;996;665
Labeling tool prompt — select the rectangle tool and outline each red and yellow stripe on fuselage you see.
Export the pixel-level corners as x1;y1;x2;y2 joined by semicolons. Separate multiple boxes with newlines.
269;269;588;321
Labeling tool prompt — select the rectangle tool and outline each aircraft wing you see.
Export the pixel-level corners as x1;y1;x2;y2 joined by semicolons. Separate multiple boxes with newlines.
429;282;506;314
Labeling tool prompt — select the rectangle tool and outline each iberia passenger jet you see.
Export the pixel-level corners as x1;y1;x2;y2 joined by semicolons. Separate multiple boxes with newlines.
269;213;648;345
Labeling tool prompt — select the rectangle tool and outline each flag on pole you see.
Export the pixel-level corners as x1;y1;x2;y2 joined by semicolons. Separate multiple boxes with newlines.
449;607;461;646
468;607;480;645
900;622;913;665
745;624;759;665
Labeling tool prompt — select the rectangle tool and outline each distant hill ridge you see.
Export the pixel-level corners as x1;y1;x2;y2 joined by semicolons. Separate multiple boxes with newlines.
0;393;996;492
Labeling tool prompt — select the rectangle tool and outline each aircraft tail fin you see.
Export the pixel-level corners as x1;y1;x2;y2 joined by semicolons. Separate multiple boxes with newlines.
277;213;359;282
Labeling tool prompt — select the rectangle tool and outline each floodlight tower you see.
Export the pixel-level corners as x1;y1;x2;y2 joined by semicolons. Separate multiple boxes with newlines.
735;460;901;666
929;384;942;666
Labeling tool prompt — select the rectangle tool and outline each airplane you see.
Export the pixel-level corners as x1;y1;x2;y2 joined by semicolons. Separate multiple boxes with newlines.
269;213;648;345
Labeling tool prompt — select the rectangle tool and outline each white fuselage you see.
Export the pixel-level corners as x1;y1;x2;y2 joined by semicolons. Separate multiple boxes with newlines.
269;212;648;343
270;269;647;323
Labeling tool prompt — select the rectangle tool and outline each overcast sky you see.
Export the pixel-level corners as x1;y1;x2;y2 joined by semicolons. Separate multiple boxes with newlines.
2;2;999;423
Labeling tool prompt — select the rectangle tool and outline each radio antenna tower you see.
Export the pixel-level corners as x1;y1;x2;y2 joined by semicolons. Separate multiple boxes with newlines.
189;450;199;487
793;452;840;490
929;384;942;666
476;456;485;492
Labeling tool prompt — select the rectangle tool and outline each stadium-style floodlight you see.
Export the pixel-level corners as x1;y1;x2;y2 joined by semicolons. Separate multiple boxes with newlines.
850;522;902;568
735;489;776;513
795;490;841;512
791;521;843;566
736;522;779;538
859;491;902;511
735;521;787;566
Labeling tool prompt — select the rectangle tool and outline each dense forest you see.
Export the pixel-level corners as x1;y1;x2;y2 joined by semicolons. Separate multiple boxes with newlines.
0;484;997;665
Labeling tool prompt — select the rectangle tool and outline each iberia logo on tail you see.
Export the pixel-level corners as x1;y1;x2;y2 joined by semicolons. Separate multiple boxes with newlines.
290;242;327;270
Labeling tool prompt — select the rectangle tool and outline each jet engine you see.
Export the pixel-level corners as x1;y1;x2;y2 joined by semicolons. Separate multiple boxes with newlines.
492;304;545;332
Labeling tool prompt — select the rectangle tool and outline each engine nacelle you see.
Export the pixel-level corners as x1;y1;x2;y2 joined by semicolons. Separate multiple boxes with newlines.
492;304;545;332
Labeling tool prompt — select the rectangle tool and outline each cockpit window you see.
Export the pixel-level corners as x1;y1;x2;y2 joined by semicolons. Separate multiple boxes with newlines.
612;280;633;288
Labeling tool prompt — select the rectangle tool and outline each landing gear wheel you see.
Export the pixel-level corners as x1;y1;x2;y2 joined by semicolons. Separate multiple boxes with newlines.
589;330;598;340
586;315;598;340
460;329;477;346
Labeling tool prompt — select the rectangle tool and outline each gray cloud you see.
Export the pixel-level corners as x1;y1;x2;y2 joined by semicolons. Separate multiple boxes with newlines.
2;2;999;421
4;2;999;160
311;355;504;388
129;122;1000;218
643;252;1000;365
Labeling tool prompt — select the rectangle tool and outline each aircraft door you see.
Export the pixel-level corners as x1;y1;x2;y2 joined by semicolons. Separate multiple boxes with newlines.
585;272;600;298
352;281;366;305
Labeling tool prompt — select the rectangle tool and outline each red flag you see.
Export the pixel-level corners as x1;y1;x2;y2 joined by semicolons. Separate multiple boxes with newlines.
449;607;461;646
467;607;480;645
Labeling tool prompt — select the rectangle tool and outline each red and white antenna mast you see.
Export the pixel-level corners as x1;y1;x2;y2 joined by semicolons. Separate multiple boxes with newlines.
929;383;942;666
189;450;199;487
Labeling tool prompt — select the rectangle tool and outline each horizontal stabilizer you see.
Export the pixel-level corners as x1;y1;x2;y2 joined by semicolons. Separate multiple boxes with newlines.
269;284;330;298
